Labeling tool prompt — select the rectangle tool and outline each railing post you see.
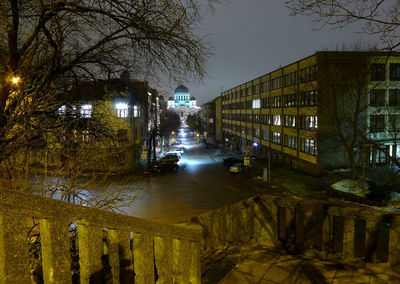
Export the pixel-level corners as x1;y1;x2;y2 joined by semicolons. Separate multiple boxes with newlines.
154;236;173;283
189;241;201;284
40;219;72;284
132;233;155;284
108;229;120;284
0;213;30;283
78;223;103;283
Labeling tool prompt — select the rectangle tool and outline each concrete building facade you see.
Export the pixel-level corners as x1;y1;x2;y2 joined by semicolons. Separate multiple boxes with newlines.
222;51;400;175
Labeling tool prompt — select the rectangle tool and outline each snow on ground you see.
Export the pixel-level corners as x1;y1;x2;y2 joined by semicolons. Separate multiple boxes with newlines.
331;179;369;197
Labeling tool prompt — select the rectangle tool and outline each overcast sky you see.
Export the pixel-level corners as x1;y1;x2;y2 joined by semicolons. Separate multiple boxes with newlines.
175;0;375;105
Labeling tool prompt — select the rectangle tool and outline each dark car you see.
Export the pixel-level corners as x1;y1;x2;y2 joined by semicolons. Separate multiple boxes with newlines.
158;154;180;163
223;157;243;167
204;142;218;149
172;140;182;145
150;162;179;173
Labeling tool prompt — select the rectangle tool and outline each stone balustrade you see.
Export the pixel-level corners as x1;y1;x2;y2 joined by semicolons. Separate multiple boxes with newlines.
0;188;201;283
188;194;400;269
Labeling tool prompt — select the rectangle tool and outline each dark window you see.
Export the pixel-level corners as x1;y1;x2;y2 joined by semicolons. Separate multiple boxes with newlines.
262;81;270;92
300;65;317;83
272;77;282;90
389;115;400;130
370;64;385;81
262;114;270;125
262;98;270;108
284;93;297;107
390;63;400;81
370;115;385;132
284;72;298;87
284;135;297;149
370;89;386;107
389;89;400;106
300;90;317;106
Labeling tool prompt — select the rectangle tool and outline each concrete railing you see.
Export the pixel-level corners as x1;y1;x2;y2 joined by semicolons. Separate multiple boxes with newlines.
0;188;201;283
188;194;400;268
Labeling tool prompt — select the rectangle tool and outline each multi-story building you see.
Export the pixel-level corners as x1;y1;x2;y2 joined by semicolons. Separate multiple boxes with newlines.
26;77;160;173
222;51;400;175
200;97;222;143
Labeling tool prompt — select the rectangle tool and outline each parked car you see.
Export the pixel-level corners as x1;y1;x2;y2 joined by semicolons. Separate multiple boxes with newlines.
229;162;243;173
166;151;181;158
204;142;218;149
171;148;184;155
172;140;182;145
158;153;179;163
150;162;179;173
223;157;243;167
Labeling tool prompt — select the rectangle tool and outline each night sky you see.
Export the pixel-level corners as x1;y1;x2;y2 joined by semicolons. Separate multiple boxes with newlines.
182;0;374;105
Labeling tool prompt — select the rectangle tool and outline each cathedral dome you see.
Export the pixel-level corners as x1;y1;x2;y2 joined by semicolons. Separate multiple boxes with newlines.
190;96;196;100
168;97;174;101
175;85;189;93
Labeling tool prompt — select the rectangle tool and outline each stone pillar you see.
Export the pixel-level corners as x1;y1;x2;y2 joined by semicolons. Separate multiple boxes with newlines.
342;217;355;259
108;229;120;284
40;219;72;284
154;237;173;284
78;223;103;283
132;233;155;284
189;241;201;284
0;214;30;283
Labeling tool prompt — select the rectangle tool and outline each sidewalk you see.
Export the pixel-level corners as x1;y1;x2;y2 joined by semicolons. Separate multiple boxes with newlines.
203;243;399;284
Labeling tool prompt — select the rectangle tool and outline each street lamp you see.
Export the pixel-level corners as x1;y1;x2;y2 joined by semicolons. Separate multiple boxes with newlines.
11;76;21;85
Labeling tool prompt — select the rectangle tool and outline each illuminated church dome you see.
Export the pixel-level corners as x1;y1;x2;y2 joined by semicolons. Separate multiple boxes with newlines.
167;85;198;109
175;85;189;93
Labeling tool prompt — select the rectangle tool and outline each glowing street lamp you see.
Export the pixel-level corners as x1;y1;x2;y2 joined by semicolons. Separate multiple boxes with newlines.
11;76;21;85
172;131;175;135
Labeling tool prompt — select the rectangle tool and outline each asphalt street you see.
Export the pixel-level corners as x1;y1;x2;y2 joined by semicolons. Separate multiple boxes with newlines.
123;129;267;224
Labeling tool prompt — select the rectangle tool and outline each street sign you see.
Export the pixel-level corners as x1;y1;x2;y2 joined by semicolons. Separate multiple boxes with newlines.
244;157;250;166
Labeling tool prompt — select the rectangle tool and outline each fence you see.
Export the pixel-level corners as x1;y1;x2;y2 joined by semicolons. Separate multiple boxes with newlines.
189;194;400;268
0;188;201;283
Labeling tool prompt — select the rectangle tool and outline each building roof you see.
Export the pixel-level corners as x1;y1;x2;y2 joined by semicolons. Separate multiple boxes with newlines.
190;96;196;100
175;84;189;93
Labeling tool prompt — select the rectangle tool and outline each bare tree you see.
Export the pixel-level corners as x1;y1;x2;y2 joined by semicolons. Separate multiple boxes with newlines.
286;0;400;50
317;51;372;178
0;0;218;168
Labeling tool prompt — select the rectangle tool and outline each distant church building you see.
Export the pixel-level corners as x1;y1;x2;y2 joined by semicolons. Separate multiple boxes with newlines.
168;85;200;123
168;85;198;109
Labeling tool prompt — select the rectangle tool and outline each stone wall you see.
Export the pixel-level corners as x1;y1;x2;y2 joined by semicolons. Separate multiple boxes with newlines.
187;194;400;270
0;188;201;283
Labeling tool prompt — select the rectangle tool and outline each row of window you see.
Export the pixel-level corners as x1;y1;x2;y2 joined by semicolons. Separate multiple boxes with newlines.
370;89;400;107
222;90;318;110
370;63;400;81
58;103;141;118
224;129;318;156
222;65;318;100
222;114;318;129
370;114;400;132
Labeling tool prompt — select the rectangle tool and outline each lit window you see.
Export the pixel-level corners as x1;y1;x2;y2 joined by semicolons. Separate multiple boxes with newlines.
252;99;261;109
80;104;92;118
134;105;140;117
58;105;66;115
273;114;281;126
115;103;129;118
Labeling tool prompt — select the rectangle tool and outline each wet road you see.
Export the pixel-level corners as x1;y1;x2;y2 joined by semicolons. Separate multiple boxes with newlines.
123;129;266;224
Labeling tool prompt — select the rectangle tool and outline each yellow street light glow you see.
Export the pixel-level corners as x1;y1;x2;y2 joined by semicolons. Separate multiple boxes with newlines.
172;131;175;135
12;77;20;84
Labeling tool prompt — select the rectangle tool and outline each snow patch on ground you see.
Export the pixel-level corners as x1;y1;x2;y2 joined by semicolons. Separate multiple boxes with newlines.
331;179;369;197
